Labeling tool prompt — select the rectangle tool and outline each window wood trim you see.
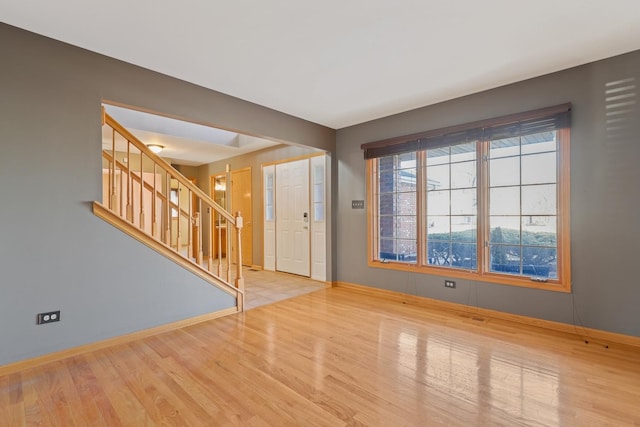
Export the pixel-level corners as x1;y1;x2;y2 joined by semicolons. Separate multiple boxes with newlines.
366;128;571;293
557;128;571;291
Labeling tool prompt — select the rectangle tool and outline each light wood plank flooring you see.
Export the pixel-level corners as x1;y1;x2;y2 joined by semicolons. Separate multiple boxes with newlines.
1;286;639;426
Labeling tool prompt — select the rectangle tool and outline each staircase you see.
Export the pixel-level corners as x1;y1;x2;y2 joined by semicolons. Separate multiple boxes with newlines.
94;108;245;311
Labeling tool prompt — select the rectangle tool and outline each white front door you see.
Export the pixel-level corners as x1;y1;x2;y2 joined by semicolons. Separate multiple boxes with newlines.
276;159;310;276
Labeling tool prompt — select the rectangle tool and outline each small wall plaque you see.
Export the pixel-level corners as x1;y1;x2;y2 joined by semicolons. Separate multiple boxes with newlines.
352;200;365;209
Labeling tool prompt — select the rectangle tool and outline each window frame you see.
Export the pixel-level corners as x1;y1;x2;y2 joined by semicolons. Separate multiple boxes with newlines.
365;111;571;293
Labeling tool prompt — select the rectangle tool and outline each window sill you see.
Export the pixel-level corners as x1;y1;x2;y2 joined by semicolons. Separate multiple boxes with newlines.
367;259;570;293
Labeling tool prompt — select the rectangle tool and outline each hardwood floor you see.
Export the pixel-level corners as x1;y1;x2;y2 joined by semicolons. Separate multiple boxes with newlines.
1;286;639;426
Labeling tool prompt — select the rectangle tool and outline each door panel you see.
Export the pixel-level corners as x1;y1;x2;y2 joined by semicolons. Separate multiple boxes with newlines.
276;159;310;276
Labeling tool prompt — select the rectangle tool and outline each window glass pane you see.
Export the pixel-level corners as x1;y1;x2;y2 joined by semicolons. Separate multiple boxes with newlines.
314;164;324;184
522;152;556;185
398;151;417;165
522;246;557;279
398;192;417;216
427;215;450;238
451;243;477;269
427;146;449;166
379;193;395;215
522;216;556;246
379;156;395;171
450;142;476;163
314;183;324;202
451;217;476;242
378;239;418;263
313;163;325;221
490;137;520;158
265;186;274;221
490;244;521;274
397;216;417;240
490;157;520;187
451;161;476;189
522;132;556;155
427;164;450;190
489;217;521;244
428;241;452;266
378;193;416;215
451;189;476;215
379;215;395;238
522;184;556;215
398;239;418;262
379;238;395;259
427;190;449;215
379;170;395;193
489;187;520;215
396;169;416;189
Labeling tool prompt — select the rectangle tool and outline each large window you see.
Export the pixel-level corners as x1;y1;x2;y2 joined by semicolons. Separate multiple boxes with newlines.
364;105;571;291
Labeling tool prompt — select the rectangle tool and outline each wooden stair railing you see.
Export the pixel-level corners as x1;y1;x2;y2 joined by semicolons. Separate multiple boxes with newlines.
96;108;244;311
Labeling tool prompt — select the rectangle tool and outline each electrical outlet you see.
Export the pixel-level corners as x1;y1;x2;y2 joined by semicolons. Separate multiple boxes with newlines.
37;310;61;325
444;280;456;289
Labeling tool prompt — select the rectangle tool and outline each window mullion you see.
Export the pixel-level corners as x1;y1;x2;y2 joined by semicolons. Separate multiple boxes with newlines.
478;140;489;275
519;137;524;276
416;150;425;266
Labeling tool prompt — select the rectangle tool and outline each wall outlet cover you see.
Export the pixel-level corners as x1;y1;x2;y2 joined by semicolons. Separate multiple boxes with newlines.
37;310;61;325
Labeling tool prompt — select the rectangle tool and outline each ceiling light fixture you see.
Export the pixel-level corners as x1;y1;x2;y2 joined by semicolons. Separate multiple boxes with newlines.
147;144;164;154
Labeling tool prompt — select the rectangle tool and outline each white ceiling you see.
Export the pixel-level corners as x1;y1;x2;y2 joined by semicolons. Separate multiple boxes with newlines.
2;1;640;129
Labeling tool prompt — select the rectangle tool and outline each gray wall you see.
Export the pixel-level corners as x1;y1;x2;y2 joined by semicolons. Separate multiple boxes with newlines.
336;50;640;337
0;23;334;365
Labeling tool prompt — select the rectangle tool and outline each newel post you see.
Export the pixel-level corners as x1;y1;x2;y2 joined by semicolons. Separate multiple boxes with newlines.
234;211;245;311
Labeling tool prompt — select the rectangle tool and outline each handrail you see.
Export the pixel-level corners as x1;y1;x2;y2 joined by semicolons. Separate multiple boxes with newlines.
99;108;244;311
103;111;236;224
